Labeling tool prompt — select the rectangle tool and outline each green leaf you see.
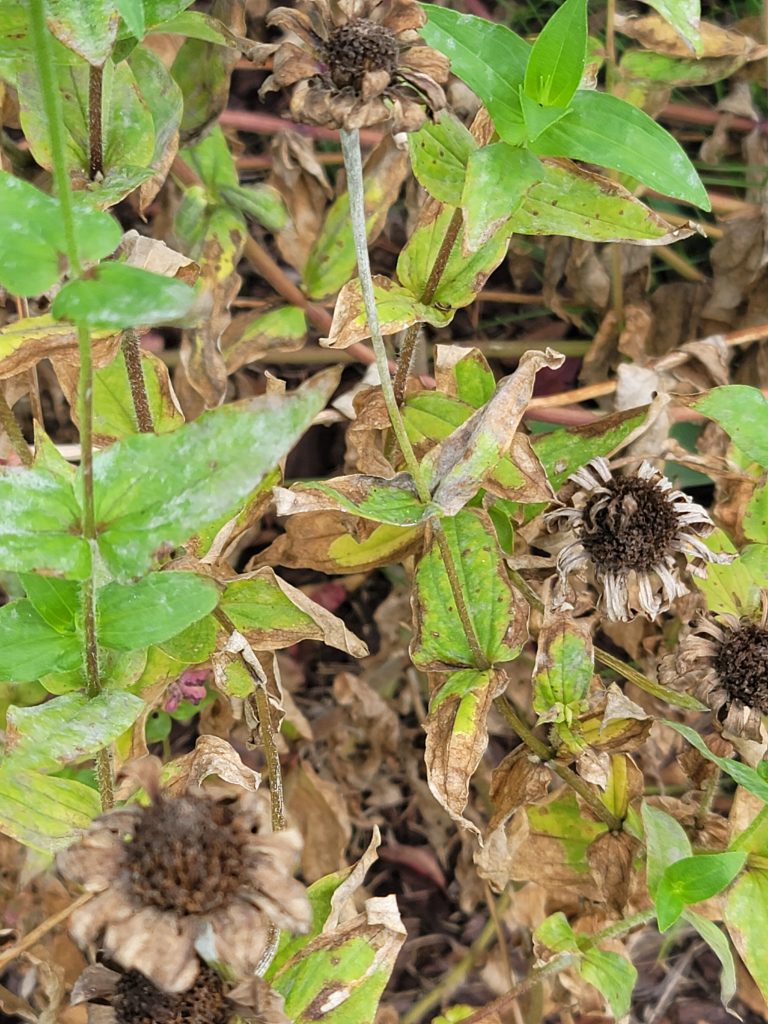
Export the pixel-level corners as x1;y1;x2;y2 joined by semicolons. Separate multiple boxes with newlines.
304;142;408;299
52;264;197;329
128;45;184;211
90;349;184;441
220;184;287;233
744;481;768;543
533;409;647;490
222;304;307;375
421;6;530;143
0;173;121;296
276;475;432;527
683;910;736;1008
530;91;710;210
5;691;144;772
580;948;637;1019
664;720;768;802
397;206;511;310
656;852;747;931
270;897;405;1023
641;803;692;899
411;509;525;669
639;0;702;54
462;144;540;250
20;575;79;634
524;0;587;107
97;572;219;651
693;539;768;617
0;601;81;682
325;276;452;348
695;386;768;467
117;0;145;38
526;793;608;874
409;112;477;205
510;159;687;243
724;868;768;1001
46;0;119;65
519;91;571;142
532;617;593;722
534;911;578;952
0;463;89;579
90;369;338;580
17;55;155;176
0;767;100;853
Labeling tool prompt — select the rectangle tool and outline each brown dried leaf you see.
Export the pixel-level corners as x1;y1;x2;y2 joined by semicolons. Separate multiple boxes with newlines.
256;510;423;574
0;315;121;380
162;734;262;795
489;747;551;831
586;830;639;914
116;230;198;281
616;13;768;59
424;348;564;515
424;668;510;838
284;760;352;882
269;133;333;273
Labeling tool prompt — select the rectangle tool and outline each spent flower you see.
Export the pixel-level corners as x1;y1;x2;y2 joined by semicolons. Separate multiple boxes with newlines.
71;961;289;1024
260;0;449;132
661;599;768;741
545;457;727;621
58;789;310;993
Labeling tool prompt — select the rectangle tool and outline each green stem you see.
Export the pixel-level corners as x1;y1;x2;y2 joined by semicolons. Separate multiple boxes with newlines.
29;0;112;808
340;127;489;667
393;206;464;406
339;128;430;504
494;695;621;831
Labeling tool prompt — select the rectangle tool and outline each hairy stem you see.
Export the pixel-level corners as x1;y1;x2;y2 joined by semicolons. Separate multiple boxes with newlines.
88;64;104;180
494;695;622;831
393;206;463;405
121;330;154;433
29;0;112;808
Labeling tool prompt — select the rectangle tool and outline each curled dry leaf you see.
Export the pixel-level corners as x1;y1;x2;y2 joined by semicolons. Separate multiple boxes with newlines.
489;747;551;832
616;12;768;60
0;315;121;381
116;230;198;282
285;760;353;882
424;348;564;516
162;733;262;795
586;830;640;915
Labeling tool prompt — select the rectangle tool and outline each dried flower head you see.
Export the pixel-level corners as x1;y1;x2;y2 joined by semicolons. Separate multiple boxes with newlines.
71;961;288;1024
260;0;449;132
58;790;310;993
545;457;726;621
661;602;768;741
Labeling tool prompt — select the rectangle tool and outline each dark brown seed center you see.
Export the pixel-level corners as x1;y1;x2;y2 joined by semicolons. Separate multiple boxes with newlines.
325;19;398;90
581;475;680;573
714;623;768;714
113;965;229;1024
123;795;245;915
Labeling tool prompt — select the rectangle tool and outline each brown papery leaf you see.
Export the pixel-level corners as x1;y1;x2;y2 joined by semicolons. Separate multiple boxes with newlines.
586;830;639;915
284;760;352;882
489;747;551;831
0;315;121;380
616;12;768;59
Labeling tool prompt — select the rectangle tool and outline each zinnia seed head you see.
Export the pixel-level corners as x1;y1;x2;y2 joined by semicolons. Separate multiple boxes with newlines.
325;19;399;90
124;794;245;915
113;965;229;1024
581;474;680;573
713;622;768;715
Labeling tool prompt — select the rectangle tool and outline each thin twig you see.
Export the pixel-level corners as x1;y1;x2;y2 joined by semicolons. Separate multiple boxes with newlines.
0;892;93;971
